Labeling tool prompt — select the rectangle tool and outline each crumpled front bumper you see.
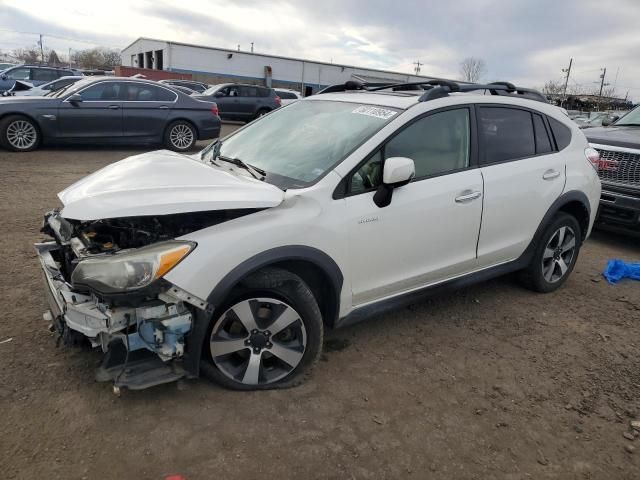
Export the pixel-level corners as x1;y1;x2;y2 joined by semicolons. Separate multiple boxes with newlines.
35;242;123;345
35;241;208;390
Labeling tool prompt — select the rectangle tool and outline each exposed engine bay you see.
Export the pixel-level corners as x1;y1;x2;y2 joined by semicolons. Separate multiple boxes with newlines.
36;208;258;391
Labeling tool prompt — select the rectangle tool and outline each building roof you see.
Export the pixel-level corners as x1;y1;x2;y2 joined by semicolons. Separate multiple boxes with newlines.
122;37;436;82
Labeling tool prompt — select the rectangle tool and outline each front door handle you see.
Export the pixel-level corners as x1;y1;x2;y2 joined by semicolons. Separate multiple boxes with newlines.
108;105;120;110
542;169;560;180
159;105;169;110
455;190;482;203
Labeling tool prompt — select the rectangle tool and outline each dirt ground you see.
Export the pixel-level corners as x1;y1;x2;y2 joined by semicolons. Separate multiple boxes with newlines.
1;130;639;479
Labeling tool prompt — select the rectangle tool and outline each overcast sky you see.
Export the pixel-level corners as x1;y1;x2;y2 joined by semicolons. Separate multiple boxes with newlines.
1;0;639;100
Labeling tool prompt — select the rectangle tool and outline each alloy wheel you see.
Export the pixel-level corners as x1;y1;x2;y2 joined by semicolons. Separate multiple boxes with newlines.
169;124;194;149
210;297;307;386
6;120;37;150
542;226;577;283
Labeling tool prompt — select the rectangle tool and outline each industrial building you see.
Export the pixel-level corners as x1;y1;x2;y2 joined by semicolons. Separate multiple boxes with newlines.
121;37;436;96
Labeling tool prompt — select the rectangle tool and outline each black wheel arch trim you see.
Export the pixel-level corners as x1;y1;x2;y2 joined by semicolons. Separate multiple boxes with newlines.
526;190;591;250
183;245;343;377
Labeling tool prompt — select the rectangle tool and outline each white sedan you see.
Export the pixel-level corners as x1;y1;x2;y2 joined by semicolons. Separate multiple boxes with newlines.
14;76;83;96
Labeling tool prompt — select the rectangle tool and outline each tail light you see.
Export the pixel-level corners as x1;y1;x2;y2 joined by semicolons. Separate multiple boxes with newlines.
210;103;219;116
274;95;281;106
585;147;600;171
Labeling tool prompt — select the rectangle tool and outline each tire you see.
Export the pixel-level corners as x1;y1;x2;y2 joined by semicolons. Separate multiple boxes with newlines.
520;212;582;293
201;268;323;390
253;108;270;121
164;120;197;152
0;115;40;152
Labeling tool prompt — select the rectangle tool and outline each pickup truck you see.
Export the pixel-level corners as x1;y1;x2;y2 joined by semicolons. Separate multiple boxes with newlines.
586;106;640;232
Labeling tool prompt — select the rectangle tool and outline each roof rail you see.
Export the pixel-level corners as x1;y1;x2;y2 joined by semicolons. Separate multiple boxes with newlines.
317;79;548;104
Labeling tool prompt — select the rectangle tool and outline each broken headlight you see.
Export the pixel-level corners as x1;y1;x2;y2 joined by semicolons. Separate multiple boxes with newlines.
71;241;195;293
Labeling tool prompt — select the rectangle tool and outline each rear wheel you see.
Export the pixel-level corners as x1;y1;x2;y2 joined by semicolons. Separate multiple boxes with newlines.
253;108;270;121
521;213;581;293
201;268;323;390
0;115;40;152
164;120;197;151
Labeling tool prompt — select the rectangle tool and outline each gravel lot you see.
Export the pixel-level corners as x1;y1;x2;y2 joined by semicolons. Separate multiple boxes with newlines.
1;128;639;479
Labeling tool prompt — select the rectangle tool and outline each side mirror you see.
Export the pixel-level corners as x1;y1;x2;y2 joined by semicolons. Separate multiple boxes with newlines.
1;74;6;80
373;157;415;208
68;93;83;103
214;91;224;97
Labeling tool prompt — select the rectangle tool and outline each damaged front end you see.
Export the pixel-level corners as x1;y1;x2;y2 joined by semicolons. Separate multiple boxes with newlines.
35;209;250;390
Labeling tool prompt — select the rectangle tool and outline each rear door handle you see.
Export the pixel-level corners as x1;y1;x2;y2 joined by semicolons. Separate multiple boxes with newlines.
455;190;482;203
108;105;120;110
542;169;560;180
159;105;169;110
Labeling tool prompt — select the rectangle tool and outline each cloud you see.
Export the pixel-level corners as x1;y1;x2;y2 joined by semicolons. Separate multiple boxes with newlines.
1;0;638;99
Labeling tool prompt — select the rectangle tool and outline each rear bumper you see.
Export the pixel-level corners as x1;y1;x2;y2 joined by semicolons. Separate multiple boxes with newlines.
597;184;640;230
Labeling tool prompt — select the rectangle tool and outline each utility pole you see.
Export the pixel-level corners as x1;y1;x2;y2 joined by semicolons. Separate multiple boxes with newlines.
560;58;572;108
68;48;72;68
413;60;422;76
38;34;45;64
250;42;254;53
598;67;608;111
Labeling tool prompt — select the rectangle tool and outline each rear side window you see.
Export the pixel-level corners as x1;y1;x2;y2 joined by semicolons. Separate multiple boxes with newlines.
240;86;259;97
479;107;535;164
124;83;177;101
277;91;297;100
533;113;553;154
32;69;58;82
548;117;572;150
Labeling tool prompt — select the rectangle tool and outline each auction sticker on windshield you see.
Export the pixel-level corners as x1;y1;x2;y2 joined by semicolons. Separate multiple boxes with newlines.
352;105;398;120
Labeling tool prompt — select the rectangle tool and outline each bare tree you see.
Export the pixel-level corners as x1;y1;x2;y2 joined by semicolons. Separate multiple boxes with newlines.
542;80;564;96
47;49;62;66
459;57;486;83
13;47;41;64
72;47;121;69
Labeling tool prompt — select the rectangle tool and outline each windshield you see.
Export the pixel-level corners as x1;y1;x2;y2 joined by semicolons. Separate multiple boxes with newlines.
614;107;640;126
208;100;399;188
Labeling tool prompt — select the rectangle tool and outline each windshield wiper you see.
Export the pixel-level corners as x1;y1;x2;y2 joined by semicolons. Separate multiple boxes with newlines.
617;123;640;127
216;154;266;180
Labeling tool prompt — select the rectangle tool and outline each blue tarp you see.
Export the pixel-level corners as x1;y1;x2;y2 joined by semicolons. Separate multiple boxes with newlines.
603;259;640;284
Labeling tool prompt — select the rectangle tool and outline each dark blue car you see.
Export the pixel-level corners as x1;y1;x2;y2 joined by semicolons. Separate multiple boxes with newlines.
0;77;221;152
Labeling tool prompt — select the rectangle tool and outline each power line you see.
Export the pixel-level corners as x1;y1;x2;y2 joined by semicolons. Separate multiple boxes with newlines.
0;27;123;49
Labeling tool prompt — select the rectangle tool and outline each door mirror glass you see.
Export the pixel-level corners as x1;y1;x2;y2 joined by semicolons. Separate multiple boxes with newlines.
601;117;614;127
68;93;83;103
383;157;415;185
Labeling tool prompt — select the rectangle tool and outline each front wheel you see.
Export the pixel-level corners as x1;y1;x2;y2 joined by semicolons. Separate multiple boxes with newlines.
201;268;323;390
521;213;582;293
164;120;197;151
0;115;40;152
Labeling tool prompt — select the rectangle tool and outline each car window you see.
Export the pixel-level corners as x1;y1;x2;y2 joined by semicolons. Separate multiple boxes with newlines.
479;107;535;164
258;87;271;97
6;67;31;80
61;70;74;76
547;117;572;150
124;83;177;101
385;108;470;179
350;150;383;194
31;69;58;82
533;113;553;154
277;91;297;100
79;82;122;101
240;86;258;97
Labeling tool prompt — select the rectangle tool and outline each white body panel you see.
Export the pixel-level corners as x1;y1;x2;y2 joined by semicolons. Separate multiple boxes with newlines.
58;150;284;220
53;91;601;322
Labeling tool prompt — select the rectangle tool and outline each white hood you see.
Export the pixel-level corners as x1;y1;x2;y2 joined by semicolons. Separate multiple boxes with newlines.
59;150;284;220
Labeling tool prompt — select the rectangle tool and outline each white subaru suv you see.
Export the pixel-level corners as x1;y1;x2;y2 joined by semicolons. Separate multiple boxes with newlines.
36;80;601;392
